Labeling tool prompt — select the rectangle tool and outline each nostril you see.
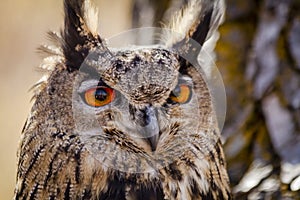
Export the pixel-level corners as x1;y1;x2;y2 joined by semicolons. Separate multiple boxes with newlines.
129;104;156;127
128;104;160;150
136;108;150;127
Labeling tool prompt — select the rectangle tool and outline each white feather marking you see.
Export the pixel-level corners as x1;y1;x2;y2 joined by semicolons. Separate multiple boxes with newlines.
197;31;220;78
179;174;192;200
83;0;99;35
163;0;203;46
39;44;63;57
162;0;225;47
193;158;210;192
40;56;64;71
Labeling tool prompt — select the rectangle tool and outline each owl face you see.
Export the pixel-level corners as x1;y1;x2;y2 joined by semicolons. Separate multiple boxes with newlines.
71;45;208;173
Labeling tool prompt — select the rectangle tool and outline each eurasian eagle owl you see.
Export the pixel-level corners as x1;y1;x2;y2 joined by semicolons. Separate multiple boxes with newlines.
14;0;231;199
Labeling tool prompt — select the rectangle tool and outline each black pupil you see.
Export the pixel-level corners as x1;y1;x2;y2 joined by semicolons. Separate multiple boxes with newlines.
95;89;108;101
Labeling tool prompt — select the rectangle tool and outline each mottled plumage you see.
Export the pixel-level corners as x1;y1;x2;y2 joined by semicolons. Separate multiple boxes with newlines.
14;0;231;199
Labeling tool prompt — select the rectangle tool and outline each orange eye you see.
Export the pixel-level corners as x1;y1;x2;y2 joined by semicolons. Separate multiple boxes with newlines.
84;86;115;107
169;84;192;104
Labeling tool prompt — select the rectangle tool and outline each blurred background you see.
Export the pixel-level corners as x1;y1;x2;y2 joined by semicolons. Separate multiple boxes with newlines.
0;0;299;199
0;0;132;199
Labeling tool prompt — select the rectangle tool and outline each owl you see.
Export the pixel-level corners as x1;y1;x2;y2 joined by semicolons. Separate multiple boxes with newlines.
14;0;231;199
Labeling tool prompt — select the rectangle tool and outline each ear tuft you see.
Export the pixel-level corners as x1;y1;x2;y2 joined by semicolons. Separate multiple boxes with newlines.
163;0;225;78
163;0;225;52
62;0;102;71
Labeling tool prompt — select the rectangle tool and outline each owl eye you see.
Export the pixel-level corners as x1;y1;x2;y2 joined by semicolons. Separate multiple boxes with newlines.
83;86;115;107
169;84;192;104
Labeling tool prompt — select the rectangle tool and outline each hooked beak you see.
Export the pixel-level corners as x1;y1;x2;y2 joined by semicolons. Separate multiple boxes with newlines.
135;105;160;151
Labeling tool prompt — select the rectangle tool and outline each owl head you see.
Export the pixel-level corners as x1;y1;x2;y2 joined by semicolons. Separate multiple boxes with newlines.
15;0;231;199
34;0;226;174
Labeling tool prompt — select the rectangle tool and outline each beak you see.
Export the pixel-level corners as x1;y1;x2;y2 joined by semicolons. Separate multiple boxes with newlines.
135;106;160;151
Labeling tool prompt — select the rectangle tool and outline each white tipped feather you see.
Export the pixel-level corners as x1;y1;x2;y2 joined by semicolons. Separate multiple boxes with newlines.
83;0;99;35
198;0;225;78
163;0;203;46
40;56;64;71
206;0;225;40
38;44;63;57
163;0;225;47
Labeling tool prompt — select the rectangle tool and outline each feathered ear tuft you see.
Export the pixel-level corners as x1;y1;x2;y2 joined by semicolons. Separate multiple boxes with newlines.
62;0;103;71
164;0;225;60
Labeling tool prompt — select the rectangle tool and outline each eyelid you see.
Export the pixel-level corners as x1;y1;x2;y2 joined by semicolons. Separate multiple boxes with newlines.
177;76;193;87
78;79;100;93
